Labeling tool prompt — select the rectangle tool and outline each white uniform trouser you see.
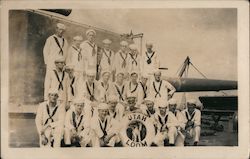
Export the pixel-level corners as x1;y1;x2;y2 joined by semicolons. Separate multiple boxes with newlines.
64;128;92;146
153;131;168;146
175;126;201;146
39;127;62;148
168;127;178;144
92;134;120;147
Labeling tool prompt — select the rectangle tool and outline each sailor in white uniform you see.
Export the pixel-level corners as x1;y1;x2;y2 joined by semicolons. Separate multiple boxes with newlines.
66;36;85;79
91;103;120;147
98;71;112;103
149;70;176;102
80;29;98;76
125;71;140;104
35;89;66;148
113;41;129;79
137;73;150;105
127;44;141;75
64;98;93;147
44;57;69;108
110;72;127;103
99;39;115;79
176;99;201;146
141;42;160;76
43;23;68;72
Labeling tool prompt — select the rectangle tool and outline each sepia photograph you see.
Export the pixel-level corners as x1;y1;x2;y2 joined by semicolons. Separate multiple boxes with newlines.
1;1;249;159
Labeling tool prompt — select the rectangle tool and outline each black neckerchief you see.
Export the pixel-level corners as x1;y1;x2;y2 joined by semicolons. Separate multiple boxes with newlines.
115;84;125;101
53;36;65;55
153;80;162;98
53;70;65;91
44;104;58;125
103;49;112;65
86;82;95;101
158;114;168;132
129;82;138;93
140;82;147;98
86;41;96;56
129;53;138;65
119;52;127;68
99;118;108;137
70;77;75;96
72;111;83;131
185;110;196;121
72;46;82;61
145;51;155;64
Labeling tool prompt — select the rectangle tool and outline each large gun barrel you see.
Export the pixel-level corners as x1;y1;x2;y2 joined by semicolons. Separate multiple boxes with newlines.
164;77;237;92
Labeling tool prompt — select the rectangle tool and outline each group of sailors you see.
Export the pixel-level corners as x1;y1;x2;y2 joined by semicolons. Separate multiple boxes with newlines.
35;23;201;148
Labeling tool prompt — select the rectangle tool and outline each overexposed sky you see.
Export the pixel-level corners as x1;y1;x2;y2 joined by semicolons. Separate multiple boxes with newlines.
68;8;237;80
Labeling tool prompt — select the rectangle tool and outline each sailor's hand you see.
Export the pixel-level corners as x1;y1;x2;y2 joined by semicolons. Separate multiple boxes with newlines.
41;134;48;145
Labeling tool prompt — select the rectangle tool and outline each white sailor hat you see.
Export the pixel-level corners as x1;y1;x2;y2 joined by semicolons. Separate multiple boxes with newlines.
153;69;161;75
48;88;58;95
146;42;153;47
144;96;154;104
86;29;96;36
98;103;110;110
73;98;85;105
54;57;66;63
155;98;168;108
168;98;177;106
129;44;137;50
102;70;111;76
102;39;112;44
116;71;125;76
73;36;83;41
108;95;118;102
56;23;66;30
130;70;139;76
127;94;137;101
120;41;128;46
187;99;197;105
86;69;96;76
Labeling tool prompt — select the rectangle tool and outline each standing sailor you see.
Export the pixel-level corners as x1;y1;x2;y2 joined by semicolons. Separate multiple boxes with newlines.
113;41;129;79
67;36;85;79
35;89;65;148
149;70;176;102
43;23;68;72
141;42;160;76
127;44;141;75
44;57;68;108
137;73;150;105
125;71;140;103
80;29;99;78
99;39;115;79
99;71;112;103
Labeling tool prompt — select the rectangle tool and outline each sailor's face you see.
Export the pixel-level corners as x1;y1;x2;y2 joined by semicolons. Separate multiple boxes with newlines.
98;109;109;119
55;61;65;70
146;44;153;52
116;74;124;83
109;101;117;111
121;45;127;52
131;74;138;83
102;73;110;82
169;104;177;112
87;75;95;82
104;43;110;49
154;72;161;81
128;99;136;109
56;27;65;37
74;103;84;113
74;40;81;48
87;32;95;42
140;77;148;85
48;93;58;103
159;107;167;115
187;103;195;112
146;102;154;111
